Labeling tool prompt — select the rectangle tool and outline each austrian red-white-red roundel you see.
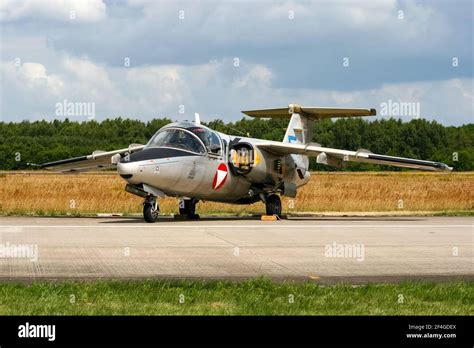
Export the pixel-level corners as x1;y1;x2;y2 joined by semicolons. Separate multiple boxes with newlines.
212;163;228;190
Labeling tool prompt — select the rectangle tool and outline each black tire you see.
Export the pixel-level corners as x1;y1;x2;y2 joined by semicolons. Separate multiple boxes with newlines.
179;199;199;219
178;201;190;215
143;202;159;223
265;194;282;217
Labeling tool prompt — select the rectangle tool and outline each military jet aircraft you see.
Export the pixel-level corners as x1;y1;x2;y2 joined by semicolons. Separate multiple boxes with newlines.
39;104;452;222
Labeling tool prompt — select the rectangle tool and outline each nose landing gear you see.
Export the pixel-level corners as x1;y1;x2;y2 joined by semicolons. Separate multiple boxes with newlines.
143;196;159;223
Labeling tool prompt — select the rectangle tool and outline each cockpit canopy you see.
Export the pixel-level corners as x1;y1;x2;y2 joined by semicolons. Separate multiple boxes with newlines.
187;126;221;154
146;125;222;155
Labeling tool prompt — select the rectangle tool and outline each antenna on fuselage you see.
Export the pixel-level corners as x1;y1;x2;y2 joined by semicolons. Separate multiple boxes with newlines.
194;113;201;125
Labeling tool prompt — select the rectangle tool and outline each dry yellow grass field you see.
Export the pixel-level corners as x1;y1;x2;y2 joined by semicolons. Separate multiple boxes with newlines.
0;172;472;216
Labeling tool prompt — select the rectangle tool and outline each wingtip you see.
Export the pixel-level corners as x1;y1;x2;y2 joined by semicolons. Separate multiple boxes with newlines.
435;162;453;172
26;163;41;167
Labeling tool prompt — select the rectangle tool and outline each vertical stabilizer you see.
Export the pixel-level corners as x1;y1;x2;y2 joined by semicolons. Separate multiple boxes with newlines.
241;103;375;144
283;105;313;145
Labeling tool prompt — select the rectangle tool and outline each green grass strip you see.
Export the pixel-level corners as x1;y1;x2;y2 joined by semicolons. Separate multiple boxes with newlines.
0;278;472;315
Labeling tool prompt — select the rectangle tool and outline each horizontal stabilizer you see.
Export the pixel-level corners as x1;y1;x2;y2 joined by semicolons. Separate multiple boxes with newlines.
242;104;376;120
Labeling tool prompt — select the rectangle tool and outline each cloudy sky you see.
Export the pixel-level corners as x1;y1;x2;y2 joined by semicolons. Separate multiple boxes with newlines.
0;0;472;125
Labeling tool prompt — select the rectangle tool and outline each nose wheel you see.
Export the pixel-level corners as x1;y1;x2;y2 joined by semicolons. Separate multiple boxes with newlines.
143;197;159;223
265;194;282;218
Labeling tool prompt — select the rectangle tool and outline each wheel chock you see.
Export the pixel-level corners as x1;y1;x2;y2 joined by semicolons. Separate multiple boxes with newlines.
261;215;280;221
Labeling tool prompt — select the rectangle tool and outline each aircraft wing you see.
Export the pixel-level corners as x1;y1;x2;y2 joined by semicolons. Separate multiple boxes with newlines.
256;142;452;172
34;144;145;172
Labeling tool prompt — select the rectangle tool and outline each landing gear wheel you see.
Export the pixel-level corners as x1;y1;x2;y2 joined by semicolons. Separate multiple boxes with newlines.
265;194;282;218
143;200;159;223
179;199;200;219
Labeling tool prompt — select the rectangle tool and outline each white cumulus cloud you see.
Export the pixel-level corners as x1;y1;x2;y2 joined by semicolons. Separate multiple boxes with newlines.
0;0;106;22
1;56;472;125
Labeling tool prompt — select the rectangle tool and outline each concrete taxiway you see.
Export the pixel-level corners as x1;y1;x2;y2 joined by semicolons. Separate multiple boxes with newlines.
0;216;472;283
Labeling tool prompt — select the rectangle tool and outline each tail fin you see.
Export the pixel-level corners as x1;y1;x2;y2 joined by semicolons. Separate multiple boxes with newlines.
242;103;376;145
283;111;313;144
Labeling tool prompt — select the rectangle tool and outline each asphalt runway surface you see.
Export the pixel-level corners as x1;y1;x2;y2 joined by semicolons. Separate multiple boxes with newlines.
0;216;472;283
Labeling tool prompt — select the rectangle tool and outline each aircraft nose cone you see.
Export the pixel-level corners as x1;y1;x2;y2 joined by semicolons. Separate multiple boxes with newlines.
117;161;135;180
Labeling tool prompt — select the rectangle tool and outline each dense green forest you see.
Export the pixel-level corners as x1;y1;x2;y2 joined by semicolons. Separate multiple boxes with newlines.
0;117;472;171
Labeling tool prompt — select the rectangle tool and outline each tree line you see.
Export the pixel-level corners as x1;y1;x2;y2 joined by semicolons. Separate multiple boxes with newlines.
0;117;472;171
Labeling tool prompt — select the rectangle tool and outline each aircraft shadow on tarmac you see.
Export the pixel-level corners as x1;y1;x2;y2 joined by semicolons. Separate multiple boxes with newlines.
99;215;423;224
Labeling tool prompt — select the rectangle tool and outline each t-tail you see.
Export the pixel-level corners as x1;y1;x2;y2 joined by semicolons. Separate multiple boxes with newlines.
243;103;376;145
244;104;376;166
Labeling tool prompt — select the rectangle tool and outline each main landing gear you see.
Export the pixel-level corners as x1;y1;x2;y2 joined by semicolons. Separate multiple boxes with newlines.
143;196;159;223
179;198;200;219
265;194;282;218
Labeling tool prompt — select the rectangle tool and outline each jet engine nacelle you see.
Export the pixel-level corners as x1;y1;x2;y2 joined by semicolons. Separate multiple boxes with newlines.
229;142;254;176
229;142;283;184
